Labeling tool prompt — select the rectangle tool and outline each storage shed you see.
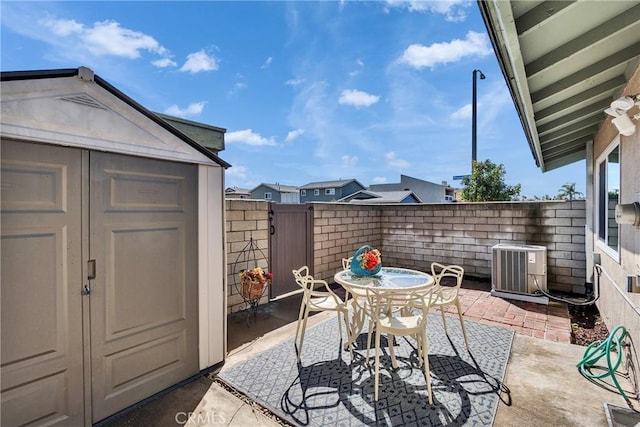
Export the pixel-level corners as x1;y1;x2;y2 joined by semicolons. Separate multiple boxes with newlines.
1;67;229;425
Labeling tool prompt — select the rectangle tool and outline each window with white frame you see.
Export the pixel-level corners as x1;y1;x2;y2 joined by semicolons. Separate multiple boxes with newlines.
325;188;335;195
300;189;306;196
264;192;272;200
314;189;320;196
597;142;620;256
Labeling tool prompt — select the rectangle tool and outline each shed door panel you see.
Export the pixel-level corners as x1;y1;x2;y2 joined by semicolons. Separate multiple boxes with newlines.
0;140;84;426
89;152;199;422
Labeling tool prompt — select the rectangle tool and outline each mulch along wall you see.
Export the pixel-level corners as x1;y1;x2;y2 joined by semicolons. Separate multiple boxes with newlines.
226;200;586;313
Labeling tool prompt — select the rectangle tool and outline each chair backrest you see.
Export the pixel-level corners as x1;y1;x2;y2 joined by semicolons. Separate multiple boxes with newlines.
430;263;464;288
292;265;310;281
292;266;312;290
364;286;437;324
342;257;353;270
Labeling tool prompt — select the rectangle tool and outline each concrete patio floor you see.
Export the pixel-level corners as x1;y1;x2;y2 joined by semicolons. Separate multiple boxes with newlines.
98;279;637;426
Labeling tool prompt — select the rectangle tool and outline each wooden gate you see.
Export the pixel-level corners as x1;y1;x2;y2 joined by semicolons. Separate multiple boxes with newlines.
268;203;313;298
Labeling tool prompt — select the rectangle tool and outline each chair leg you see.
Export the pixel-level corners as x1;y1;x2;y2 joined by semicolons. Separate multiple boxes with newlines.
455;300;470;350
440;307;448;335
336;311;343;341
297;308;310;362
295;302;306;345
421;329;433;405
374;329;381;401
365;319;374;366
342;310;354;360
388;334;399;369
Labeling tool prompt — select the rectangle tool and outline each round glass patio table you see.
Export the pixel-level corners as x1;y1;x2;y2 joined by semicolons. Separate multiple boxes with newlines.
334;267;435;348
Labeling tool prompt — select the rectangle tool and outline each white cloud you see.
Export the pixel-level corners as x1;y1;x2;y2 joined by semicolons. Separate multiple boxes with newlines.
226;164;247;179
349;59;365;77
341;155;358;168
385;0;470;22
226;129;276;146
285;129;305;142
372;176;387;184
43;18;82;36
163;102;206;118
180;49;219;73
41;18;169;59
261;57;273;69
152;58;177;68
385;151;410;169
338;89;380;108
286;78;305;86
400;31;492;70
451;103;471;121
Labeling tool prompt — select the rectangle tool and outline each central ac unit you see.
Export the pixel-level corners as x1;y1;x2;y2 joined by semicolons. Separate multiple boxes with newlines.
491;244;549;304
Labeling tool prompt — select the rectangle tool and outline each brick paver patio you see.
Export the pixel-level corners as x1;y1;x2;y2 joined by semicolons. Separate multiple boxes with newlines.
456;280;572;343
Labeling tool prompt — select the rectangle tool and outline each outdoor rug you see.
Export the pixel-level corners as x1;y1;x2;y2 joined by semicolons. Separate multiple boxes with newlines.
218;314;514;426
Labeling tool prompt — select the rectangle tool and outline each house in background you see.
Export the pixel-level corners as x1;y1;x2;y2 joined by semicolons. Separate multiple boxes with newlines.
479;0;639;353
225;186;251;199
250;183;300;203
339;189;423;204
369;174;457;202
1;66;229;425
299;179;366;202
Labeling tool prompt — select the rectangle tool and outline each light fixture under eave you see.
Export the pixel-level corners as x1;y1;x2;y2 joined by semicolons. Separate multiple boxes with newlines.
612;114;636;136
605;93;640;136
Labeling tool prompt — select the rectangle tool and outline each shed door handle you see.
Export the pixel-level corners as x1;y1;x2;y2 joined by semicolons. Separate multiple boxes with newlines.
88;259;96;280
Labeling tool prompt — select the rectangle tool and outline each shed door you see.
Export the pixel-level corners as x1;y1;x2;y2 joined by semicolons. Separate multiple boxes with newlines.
1;140;85;426
89;152;199;422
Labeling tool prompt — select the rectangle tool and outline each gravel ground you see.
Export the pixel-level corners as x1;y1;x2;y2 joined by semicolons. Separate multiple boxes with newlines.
569;303;610;346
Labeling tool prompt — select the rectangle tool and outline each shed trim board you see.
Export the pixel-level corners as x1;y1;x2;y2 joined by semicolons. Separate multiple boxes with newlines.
1;67;226;423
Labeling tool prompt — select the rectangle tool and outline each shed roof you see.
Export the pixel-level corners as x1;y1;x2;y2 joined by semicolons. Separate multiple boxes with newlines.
1;67;231;168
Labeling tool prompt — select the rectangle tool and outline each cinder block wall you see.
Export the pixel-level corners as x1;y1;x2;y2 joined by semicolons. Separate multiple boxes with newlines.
310;200;587;294
310;203;382;283
225;200;587;312
225;199;270;313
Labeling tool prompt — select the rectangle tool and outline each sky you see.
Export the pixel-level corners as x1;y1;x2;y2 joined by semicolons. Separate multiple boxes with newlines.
1;0;587;198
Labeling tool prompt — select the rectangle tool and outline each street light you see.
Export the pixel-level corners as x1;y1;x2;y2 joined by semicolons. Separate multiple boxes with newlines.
472;68;485;169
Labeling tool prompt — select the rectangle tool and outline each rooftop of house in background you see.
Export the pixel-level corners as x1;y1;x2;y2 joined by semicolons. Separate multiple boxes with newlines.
299;178;366;190
250;183;299;194
338;189;423;204
225;186;251;199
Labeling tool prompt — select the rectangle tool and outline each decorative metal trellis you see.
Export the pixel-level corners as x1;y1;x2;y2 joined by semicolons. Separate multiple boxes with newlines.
232;234;270;326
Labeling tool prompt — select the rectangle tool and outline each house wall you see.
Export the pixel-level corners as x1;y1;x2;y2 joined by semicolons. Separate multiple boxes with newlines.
251;184;281;202
225;199;271;313
369;175;452;202
589;65;640;346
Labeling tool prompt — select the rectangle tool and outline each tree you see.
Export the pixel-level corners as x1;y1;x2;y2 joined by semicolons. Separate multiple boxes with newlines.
460;159;521;202
557;182;583;201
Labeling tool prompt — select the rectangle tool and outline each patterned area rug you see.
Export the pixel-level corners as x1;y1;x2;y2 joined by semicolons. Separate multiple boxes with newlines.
218;313;513;426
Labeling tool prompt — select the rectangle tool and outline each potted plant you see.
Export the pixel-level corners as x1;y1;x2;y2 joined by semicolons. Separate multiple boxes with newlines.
240;267;273;300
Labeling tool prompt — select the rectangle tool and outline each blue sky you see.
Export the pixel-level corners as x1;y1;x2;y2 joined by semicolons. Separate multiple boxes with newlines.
1;1;586;198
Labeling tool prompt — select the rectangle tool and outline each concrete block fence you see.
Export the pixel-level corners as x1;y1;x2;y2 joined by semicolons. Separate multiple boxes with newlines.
225;199;270;313
225;200;587;312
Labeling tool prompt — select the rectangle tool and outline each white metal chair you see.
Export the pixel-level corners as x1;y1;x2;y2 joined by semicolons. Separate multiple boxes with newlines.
342;257;352;270
292;266;352;361
363;286;438;404
430;262;469;350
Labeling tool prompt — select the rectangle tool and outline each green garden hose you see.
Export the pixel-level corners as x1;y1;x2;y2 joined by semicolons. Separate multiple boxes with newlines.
576;325;632;405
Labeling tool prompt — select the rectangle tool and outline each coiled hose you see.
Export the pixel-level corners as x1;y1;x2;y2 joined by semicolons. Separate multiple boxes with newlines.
577;325;632;405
